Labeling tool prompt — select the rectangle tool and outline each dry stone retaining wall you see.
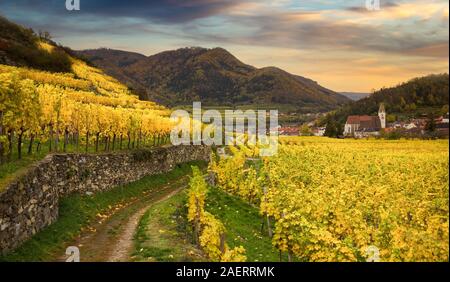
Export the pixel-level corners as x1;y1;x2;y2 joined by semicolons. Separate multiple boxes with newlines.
0;145;210;254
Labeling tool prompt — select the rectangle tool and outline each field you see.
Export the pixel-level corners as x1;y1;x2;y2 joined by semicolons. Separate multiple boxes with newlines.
209;137;449;262
0;49;173;190
2;136;447;262
0;49;172;165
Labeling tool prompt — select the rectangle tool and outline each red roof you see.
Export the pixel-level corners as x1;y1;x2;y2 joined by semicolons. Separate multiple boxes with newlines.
346;115;381;130
346;115;373;124
279;127;298;133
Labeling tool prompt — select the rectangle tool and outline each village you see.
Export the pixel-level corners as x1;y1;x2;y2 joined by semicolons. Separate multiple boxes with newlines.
278;104;450;139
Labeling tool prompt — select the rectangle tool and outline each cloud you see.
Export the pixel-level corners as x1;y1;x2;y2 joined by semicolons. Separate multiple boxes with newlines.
188;0;449;59
0;0;448;92
82;0;244;23
0;0;243;23
0;0;447;59
346;0;399;12
404;42;449;58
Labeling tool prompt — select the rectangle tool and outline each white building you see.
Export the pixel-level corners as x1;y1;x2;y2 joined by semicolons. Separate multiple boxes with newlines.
313;127;326;136
443;113;449;123
344;104;386;136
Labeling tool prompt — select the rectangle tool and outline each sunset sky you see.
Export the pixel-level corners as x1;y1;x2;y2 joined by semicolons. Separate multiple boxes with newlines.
0;0;448;92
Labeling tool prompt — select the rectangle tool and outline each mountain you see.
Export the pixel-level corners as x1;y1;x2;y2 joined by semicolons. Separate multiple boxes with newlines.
321;74;449;125
340;92;371;101
77;49;147;91
78;47;350;112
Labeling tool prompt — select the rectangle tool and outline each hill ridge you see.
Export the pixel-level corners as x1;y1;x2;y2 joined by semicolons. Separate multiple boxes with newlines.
321;73;449;127
78;47;350;112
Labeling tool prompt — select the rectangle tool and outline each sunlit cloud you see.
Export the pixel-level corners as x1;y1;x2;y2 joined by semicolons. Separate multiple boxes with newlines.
0;0;448;92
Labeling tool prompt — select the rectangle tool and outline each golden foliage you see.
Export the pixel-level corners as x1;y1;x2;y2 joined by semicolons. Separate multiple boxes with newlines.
0;61;172;153
211;138;449;262
187;166;247;262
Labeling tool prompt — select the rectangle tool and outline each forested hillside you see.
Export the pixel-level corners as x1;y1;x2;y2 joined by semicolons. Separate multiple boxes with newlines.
0;16;74;73
78;47;350;113
320;74;449;126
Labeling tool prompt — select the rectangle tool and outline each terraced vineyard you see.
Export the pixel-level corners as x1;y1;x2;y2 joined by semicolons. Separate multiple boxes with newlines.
210;137;449;262
1;43;173;165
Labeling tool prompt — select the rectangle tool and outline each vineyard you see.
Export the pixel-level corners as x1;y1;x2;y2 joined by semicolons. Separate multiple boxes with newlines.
209;137;449;262
187;166;247;262
0;42;173;165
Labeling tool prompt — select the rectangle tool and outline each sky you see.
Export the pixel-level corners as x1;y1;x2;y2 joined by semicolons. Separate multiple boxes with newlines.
0;0;448;92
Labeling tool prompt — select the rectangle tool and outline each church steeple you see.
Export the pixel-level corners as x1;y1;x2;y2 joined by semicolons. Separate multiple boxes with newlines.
378;103;386;129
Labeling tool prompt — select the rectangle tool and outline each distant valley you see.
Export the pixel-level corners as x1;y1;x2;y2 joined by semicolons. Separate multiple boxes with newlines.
340;92;371;101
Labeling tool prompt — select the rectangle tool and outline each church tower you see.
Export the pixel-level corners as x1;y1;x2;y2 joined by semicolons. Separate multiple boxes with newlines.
378;103;386;129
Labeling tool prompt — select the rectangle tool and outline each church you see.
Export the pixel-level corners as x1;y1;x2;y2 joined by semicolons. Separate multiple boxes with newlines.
344;104;386;137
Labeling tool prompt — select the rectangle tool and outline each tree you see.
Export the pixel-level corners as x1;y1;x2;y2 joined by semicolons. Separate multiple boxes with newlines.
187;166;208;244
324;120;339;137
387;114;396;123
406;103;416;112
38;30;52;41
13;79;40;159
0;72;40;160
0;62;174;163
0;73;18;163
425;114;436;133
441;105;449;115
300;124;312;136
400;97;407;110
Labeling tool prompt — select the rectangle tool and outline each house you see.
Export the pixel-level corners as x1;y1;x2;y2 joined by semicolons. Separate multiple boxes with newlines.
279;126;299;136
404;122;417;130
436;116;449;137
436;123;449;137
344;104;386;137
312;127;326;137
354;128;381;138
389;121;403;129
443;113;449;123
411;118;428;127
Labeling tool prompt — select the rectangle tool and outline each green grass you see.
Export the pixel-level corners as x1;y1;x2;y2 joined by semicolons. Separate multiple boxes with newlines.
0;161;206;262
132;190;205;262
133;177;282;262
0;149;48;192
0;140;169;192
205;187;280;262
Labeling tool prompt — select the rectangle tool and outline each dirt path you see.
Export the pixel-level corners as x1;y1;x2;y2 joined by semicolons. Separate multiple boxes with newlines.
56;177;188;262
107;187;185;262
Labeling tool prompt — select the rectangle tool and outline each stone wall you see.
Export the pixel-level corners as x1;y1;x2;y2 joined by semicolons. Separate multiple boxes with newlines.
0;145;210;254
